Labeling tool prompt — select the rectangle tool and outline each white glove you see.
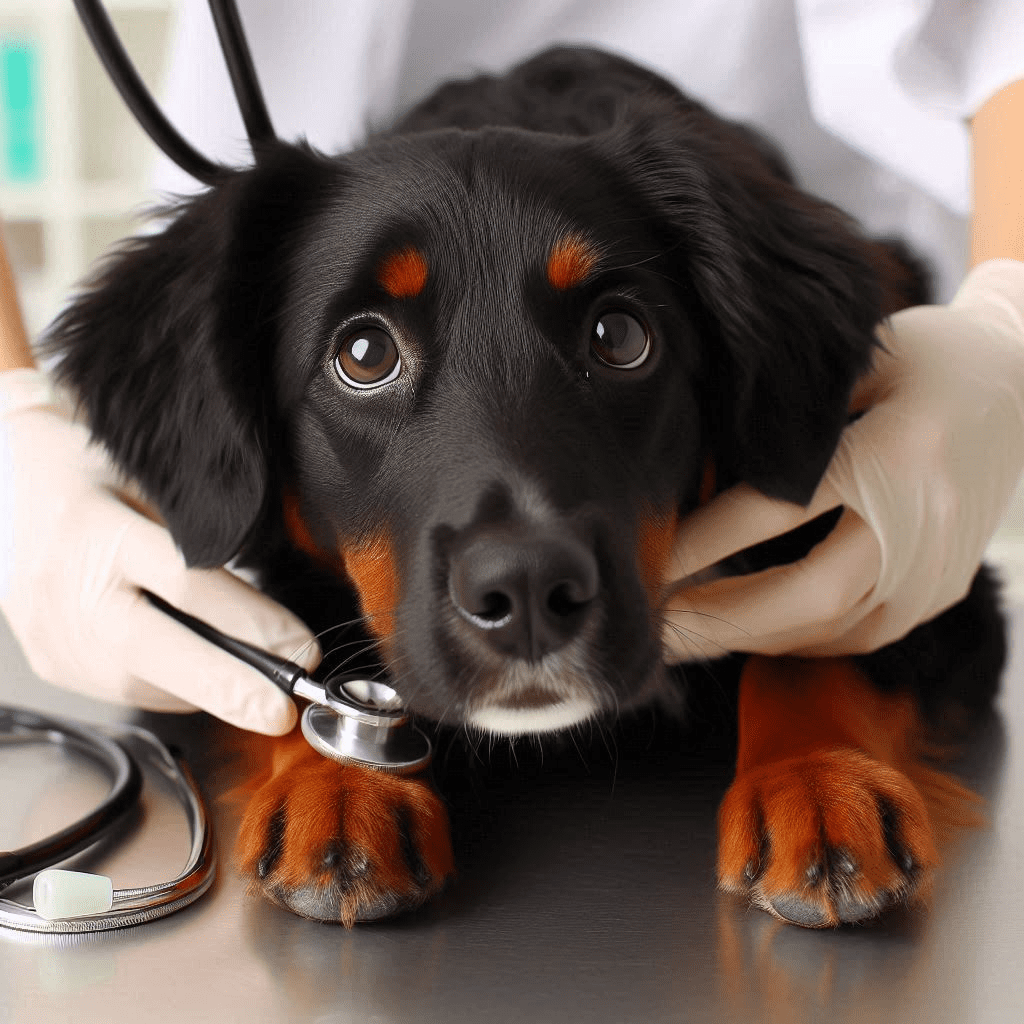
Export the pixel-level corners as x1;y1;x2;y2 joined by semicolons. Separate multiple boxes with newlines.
663;258;1024;660
0;370;320;734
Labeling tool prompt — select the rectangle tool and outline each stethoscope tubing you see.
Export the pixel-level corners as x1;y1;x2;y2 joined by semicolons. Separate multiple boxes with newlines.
73;0;276;186
0;711;215;934
0;586;428;933
0;707;142;889
143;592;316;702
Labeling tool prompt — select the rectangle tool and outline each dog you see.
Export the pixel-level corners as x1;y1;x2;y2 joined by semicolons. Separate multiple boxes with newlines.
48;47;1004;928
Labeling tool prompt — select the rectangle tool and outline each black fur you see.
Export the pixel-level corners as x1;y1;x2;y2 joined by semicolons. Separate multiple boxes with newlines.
48;45;1001;742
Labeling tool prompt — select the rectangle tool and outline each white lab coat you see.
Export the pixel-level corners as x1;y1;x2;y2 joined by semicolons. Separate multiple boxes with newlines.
156;0;1024;300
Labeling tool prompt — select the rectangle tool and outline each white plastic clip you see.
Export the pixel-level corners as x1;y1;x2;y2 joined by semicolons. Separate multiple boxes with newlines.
33;869;114;920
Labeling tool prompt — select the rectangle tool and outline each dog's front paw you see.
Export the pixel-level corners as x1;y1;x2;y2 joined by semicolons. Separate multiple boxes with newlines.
237;752;453;925
717;749;938;927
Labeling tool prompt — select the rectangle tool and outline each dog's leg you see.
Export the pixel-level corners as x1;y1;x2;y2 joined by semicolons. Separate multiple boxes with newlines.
236;731;453;924
717;655;975;927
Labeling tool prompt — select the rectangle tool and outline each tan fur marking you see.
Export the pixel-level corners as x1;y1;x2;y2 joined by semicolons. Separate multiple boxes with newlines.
717;656;981;926
235;729;453;926
378;247;428;298
547;234;600;290
341;534;400;639
282;492;346;575
637;510;680;605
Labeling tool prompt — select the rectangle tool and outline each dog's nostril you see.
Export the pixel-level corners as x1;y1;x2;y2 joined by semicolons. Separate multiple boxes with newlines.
547;580;589;618
475;590;514;625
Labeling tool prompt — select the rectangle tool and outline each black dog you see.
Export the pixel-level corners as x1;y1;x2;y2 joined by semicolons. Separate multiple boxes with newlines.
49;47;1004;927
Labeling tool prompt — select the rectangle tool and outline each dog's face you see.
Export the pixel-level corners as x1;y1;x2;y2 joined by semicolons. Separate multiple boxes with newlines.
51;89;881;734
279;130;707;732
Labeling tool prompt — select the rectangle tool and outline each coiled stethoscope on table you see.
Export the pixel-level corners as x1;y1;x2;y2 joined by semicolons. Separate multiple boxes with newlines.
1;1;429;932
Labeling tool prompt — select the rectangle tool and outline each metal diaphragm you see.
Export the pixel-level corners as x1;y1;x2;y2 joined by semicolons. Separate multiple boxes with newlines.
299;677;432;774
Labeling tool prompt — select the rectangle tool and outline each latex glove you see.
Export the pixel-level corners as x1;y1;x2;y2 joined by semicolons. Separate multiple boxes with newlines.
0;369;320;734
663;258;1024;660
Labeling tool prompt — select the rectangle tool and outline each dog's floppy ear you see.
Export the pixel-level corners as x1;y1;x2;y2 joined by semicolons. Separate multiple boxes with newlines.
46;144;332;566
609;112;880;504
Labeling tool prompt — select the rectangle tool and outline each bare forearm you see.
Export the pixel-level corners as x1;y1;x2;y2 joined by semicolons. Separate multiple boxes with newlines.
0;230;35;370
971;79;1024;266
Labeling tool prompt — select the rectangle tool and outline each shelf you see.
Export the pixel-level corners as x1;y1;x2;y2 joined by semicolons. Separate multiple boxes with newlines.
0;1;177;339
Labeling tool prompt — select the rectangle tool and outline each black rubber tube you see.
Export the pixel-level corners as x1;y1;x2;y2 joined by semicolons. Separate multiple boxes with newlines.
0;707;143;889
207;0;276;148
73;0;225;185
143;591;304;697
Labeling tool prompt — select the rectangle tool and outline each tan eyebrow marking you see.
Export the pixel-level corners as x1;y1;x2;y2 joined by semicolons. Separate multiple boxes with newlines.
377;247;429;298
546;234;600;290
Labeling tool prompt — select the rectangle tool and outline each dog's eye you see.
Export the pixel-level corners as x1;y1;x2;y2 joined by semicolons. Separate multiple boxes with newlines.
590;312;651;370
334;327;402;389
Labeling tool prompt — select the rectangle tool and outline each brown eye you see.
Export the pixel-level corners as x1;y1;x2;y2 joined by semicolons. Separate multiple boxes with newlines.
334;327;401;389
590;312;651;369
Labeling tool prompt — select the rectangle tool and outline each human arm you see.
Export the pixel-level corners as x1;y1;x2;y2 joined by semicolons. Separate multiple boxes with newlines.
0;229;34;370
971;79;1024;265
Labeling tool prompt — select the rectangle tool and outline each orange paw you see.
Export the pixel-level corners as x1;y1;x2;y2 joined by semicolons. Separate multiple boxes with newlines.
236;748;453;925
717;749;938;927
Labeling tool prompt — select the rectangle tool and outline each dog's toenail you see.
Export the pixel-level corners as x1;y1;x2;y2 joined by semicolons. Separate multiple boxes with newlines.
834;850;857;875
321;843;370;879
769;895;828;928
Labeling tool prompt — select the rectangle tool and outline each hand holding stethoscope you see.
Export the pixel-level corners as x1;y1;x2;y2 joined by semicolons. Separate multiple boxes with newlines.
144;593;432;775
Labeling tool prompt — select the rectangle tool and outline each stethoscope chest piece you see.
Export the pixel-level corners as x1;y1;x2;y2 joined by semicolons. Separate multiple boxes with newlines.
300;677;432;775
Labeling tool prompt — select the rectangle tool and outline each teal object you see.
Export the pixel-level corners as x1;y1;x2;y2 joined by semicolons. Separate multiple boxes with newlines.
1;40;41;182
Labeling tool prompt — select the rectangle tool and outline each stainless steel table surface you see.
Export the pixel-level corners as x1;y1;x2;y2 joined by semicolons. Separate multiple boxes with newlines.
2;599;1022;1024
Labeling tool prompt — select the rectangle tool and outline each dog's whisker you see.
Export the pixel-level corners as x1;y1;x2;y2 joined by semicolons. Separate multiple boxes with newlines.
279;613;382;667
311;615;375;639
659;618;734;663
661;604;751;632
328;638;386;671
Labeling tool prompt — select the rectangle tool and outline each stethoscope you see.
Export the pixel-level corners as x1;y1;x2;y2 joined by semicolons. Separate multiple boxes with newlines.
0;708;215;934
0;596;430;934
1;1;428;932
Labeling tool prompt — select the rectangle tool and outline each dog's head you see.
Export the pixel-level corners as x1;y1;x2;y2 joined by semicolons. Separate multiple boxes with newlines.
49;55;881;734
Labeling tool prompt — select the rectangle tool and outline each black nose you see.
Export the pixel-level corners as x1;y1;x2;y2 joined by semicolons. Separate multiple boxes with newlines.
448;527;600;661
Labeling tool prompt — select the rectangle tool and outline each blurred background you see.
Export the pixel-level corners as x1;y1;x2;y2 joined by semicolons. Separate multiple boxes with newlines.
0;0;174;340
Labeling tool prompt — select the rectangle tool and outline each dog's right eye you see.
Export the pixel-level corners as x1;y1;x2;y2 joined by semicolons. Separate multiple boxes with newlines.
334;327;402;389
590;311;651;370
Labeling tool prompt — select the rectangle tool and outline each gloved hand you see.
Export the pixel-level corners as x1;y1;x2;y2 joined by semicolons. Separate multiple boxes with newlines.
0;369;320;734
663;258;1024;660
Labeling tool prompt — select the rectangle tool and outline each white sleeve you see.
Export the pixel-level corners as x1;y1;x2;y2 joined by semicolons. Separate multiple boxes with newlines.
152;0;414;197
795;0;1024;217
893;0;1024;118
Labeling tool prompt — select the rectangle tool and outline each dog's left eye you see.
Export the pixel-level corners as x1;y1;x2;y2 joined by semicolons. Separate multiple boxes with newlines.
334;327;402;389
590;312;651;370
